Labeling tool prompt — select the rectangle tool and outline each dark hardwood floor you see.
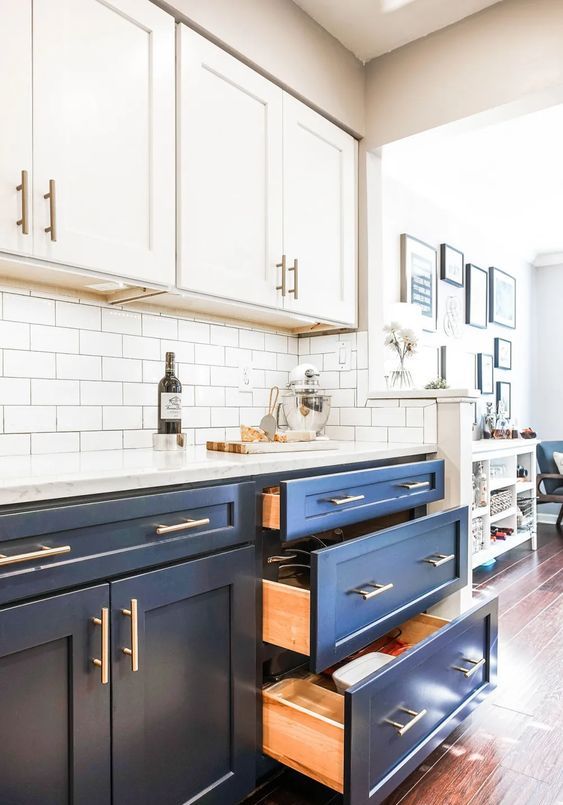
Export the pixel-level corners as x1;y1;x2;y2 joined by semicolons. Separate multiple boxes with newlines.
247;524;563;805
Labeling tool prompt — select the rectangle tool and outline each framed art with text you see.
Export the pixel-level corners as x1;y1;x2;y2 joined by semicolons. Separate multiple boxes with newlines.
465;263;488;329
401;234;437;332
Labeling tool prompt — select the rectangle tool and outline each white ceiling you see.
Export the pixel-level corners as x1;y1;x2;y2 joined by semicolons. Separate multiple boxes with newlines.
382;102;563;264
293;0;501;62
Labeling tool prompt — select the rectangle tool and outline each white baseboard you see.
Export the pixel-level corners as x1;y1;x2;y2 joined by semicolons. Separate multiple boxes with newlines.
537;513;559;525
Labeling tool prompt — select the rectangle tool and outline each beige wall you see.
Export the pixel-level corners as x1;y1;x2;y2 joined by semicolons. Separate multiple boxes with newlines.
158;0;365;135
365;0;563;147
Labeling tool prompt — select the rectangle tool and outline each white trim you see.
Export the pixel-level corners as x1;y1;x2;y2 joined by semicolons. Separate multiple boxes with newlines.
537;512;559;525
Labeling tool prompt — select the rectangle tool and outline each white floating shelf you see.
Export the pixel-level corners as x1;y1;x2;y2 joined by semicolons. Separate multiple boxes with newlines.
472;528;535;569
472;506;489;520
489;477;516;491
489;506;517;524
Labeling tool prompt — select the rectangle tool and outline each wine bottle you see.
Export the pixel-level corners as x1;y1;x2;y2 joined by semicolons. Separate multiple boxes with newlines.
158;352;182;434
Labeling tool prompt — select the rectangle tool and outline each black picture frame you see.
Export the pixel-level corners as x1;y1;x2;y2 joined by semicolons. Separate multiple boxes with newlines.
496;381;512;418
400;234;437;333
465;264;488;329
489;267;516;329
440;243;464;287
494;337;512;370
477;353;494;394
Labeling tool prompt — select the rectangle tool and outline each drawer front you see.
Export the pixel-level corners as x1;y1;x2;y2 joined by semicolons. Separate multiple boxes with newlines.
280;460;444;542
0;482;254;606
345;596;498;805
311;507;468;671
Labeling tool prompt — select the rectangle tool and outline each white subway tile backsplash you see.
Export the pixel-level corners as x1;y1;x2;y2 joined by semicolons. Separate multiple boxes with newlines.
178;320;210;344
32;432;79;454
103;406;142;430
325;425;355;440
0;434;30;455
82;381;123;406
102;308;141;335
210;366;239;387
81;330;122;357
5;350;56;378
194;343;224;366
211;407;240;427
251;350;276;370
183;407;211;428
143;406;157;429
406;407;424;427
142;314;178;340
210;324;238;346
160;339;195;364
4;293;55;325
372;407;406;427
57;354;101;380
31;324;79;354
225;389;253;407
329;389;356;407
81;431;123;451
56;301;101;330
388;426;425;444
5;406;56;433
122;430;152;449
195;386;225;407
195;428;225;445
58;406;102;432
264;333;287;353
0;321;30;349
103;357;142;382
123;335;160;361
340;407;371;427
32;379;79;406
277;353;297;372
142;360;162;384
239;330;264;351
355;426;388;442
225;347;251;367
0;378;30;405
356;331;368;369
123;383;155;407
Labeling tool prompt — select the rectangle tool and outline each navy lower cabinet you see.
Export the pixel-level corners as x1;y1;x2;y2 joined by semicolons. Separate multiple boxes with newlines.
111;546;256;805
0;585;112;805
262;595;498;805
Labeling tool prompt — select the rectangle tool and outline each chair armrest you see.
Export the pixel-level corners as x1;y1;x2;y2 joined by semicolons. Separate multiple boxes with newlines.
537;473;563;493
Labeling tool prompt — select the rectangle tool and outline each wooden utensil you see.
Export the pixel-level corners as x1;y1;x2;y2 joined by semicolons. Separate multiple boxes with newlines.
259;386;279;441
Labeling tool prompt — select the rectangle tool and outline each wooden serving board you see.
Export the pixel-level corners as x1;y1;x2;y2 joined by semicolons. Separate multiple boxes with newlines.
206;440;335;455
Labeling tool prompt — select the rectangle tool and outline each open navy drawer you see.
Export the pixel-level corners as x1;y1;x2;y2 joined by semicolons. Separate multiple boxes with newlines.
263;595;498;805
263;507;468;671
0;482;254;606
262;459;444;542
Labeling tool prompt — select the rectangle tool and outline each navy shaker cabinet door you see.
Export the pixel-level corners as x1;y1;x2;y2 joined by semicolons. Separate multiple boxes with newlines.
111;545;256;805
0;585;111;805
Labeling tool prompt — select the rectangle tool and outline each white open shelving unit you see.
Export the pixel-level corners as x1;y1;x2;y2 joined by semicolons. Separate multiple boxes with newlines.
471;439;539;569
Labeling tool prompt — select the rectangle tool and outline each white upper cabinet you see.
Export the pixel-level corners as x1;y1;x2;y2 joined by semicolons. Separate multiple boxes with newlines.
0;0;33;257
177;25;283;308
32;0;175;285
282;94;357;326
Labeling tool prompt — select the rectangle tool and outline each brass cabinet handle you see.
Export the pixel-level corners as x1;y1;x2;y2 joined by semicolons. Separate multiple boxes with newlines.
44;179;57;241
276;255;287;296
453;657;486;678
288;258;298;299
424;553;455;567
329;494;365;506
397;481;430;490
350;581;394;600
0;544;71;567
16;169;30;234
386;707;427;737
155;517;210;536
91;607;109;685
122;598;139;673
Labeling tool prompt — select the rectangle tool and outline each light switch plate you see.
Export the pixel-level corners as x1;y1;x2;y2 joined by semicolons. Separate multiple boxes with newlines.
336;340;351;371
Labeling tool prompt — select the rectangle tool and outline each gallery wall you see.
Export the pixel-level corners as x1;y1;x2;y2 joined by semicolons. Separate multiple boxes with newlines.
375;173;534;428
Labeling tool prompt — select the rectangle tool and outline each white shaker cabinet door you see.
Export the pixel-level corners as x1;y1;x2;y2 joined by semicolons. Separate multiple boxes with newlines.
0;0;33;256
282;94;357;326
177;25;283;308
32;0;175;285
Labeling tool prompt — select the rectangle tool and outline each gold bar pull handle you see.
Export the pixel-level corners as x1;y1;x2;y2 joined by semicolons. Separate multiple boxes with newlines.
385;707;427;737
91;607;109;685
44;179;57;241
122;598;139;672
397;481;430;490
288;258;298;299
350;581;394;600
0;544;71;567
424;553;455;567
155;517;210;536
329;494;365;506
16;169;29;234
453;657;486;678
275;255;287;296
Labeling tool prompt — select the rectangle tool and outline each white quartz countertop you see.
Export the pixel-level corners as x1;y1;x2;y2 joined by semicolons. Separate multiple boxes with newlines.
0;441;438;507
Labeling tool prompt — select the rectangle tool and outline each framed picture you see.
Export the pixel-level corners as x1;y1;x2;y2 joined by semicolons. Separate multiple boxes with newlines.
465;264;488;329
401;234;437;332
440;243;464;287
496;381;512;418
494;337;512;370
489;267;516;328
477;353;494;394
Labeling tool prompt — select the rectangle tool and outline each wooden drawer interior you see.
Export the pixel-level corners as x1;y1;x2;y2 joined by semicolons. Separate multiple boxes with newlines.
262;613;448;792
263;579;310;655
262;487;281;530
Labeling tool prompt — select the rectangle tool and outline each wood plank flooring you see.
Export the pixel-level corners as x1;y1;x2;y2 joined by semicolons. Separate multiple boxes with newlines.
246;524;563;805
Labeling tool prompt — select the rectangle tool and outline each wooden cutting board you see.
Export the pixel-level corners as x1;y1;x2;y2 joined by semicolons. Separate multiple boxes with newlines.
206;440;334;454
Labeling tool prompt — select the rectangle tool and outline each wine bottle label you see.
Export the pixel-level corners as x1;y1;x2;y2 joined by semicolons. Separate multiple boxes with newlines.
160;393;182;420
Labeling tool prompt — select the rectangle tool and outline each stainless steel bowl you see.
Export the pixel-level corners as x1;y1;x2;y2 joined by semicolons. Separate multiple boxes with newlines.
281;392;331;434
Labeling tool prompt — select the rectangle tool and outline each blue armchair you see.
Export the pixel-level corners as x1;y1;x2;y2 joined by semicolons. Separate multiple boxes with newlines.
537;441;563;528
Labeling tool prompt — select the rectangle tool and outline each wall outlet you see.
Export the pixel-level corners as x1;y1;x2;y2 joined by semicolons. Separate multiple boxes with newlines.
238;363;253;391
